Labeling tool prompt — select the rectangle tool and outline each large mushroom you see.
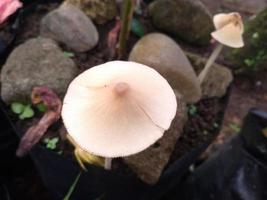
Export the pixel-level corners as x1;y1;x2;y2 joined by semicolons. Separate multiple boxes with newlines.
198;12;244;84
61;61;177;169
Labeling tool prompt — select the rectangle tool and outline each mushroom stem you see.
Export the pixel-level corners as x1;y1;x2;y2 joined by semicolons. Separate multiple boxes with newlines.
198;43;224;85
104;158;112;170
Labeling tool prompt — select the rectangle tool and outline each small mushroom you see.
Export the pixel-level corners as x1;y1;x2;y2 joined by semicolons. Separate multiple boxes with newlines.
0;0;22;25
62;61;177;169
198;12;244;85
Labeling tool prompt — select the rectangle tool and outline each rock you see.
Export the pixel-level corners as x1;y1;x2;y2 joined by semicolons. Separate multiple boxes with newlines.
40;4;99;52
63;0;117;24
1;37;79;104
186;52;233;99
123;95;187;185
148;0;213;46
129;33;201;103
227;8;267;74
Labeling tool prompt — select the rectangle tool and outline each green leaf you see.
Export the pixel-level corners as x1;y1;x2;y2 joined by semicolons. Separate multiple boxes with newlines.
45;137;59;150
188;105;198;116
11;102;25;114
63;51;75;58
36;103;47;112
131;18;145;37
63;172;81;200
229;123;241;133
19;105;34;119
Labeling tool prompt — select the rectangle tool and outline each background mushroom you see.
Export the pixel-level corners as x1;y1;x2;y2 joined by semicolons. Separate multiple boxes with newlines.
198;12;244;85
61;61;177;169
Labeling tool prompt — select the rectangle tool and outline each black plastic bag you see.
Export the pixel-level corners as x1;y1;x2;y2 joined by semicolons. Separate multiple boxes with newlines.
180;108;267;200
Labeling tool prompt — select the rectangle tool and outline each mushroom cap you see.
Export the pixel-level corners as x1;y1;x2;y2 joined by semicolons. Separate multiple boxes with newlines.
211;12;244;48
62;61;177;158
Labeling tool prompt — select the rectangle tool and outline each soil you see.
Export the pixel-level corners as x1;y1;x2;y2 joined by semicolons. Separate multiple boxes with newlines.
1;0;267;199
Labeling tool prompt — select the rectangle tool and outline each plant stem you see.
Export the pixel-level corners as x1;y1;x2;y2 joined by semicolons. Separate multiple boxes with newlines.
104;158;112;170
63;172;81;200
118;0;135;58
198;43;224;85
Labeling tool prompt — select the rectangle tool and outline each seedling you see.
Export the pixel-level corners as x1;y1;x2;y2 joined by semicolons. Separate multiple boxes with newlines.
36;103;47;113
198;12;244;84
229;122;241;133
188;105;198;116
63;51;75;58
131;18;145;37
11;102;34;120
43;137;59;150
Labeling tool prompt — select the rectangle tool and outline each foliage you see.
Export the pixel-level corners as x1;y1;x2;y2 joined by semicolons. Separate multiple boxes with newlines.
229;122;241;133
131;18;145;37
229;8;267;74
63;51;75;58
43;137;59;150
188;104;198;116
36;103;47;113
11;102;34;120
118;0;135;58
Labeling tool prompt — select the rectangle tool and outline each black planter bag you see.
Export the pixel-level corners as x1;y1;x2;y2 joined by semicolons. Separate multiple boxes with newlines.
180;108;267;200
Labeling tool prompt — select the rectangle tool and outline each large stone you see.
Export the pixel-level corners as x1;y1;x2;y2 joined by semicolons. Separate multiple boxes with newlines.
40;4;99;52
123;95;187;185
186;52;233;99
227;8;267;74
1;37;79;104
129;33;201;103
63;0;117;24
148;0;213;46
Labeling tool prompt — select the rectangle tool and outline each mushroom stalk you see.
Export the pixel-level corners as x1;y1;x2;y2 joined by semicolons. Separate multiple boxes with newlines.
198;43;223;85
104;158;112;170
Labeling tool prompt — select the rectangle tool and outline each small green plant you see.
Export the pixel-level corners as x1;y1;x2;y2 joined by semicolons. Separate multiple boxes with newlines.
63;51;75;58
229;122;241;133
43;137;59;150
36;103;47;113
11;102;34;120
131;18;145;37
118;0;135;58
188;105;198;116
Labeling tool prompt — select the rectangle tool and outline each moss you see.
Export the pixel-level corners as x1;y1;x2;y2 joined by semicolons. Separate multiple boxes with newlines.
227;8;267;74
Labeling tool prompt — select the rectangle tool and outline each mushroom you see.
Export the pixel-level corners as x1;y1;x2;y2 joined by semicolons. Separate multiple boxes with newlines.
0;0;22;25
61;61;177;170
198;12;244;85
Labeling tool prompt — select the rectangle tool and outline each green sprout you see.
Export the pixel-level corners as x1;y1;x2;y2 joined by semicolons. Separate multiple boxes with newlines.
229;122;241;133
43;137;59;150
36;103;47;113
11;102;34;120
188;105;198;116
63;51;75;58
131;18;145;37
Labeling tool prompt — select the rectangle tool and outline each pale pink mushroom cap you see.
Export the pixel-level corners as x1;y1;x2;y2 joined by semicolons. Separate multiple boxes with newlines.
211;12;244;48
0;0;22;24
62;61;177;158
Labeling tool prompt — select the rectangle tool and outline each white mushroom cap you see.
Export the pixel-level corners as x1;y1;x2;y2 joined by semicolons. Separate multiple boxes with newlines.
211;12;244;48
62;61;177;158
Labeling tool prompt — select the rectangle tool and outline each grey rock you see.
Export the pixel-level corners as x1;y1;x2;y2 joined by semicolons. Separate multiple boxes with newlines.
1;37;79;104
40;4;99;52
186;52;233;99
148;0;213;46
123;95;187;185
129;33;201;103
63;0;117;24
